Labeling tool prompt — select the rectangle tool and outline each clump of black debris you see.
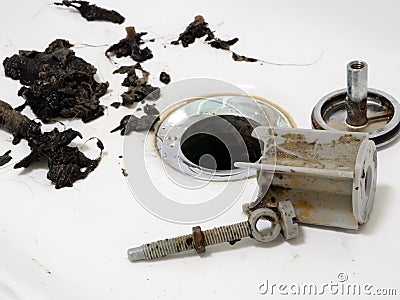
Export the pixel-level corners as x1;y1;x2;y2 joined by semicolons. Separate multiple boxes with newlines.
209;38;239;51
111;64;160;108
159;72;171;84
106;27;153;62
172;15;258;63
0;100;102;189
0;150;12;167
54;1;125;24
0;99;42;144
3;39;109;123
171;15;215;47
111;114;159;136
231;52;258;63
107;26;162;135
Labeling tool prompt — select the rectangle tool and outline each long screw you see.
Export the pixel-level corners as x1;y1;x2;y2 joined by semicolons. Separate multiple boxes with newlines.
128;221;252;262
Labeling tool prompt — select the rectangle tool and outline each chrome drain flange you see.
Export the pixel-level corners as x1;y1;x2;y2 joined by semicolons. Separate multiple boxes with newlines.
156;95;295;181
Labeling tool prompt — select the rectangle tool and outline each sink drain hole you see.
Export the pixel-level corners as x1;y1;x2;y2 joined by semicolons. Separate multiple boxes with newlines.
180;115;263;171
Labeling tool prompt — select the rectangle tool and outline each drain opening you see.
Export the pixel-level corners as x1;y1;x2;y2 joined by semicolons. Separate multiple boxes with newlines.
180;115;263;171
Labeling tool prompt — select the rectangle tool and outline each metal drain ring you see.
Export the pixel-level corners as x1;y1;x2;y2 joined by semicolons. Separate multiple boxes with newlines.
311;61;400;147
312;88;400;147
156;95;294;181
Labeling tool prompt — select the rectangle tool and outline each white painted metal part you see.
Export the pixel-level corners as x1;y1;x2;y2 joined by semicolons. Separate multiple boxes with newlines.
237;127;377;230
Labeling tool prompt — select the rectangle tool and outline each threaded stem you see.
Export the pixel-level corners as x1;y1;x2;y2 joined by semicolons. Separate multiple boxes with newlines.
142;234;193;260
204;221;251;246
137;221;252;261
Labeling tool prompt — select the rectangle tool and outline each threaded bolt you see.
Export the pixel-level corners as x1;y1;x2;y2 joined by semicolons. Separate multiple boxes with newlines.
128;221;252;262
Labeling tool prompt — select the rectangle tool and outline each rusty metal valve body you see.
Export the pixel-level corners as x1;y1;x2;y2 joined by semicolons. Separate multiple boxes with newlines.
237;126;377;230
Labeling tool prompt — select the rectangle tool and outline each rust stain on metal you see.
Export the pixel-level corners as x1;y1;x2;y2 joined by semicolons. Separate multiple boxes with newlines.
337;134;361;144
185;237;193;247
281;133;307;140
294;200;315;220
192;226;206;254
259;186;292;208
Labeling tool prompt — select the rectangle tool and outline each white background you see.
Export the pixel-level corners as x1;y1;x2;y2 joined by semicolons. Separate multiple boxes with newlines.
0;0;399;299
